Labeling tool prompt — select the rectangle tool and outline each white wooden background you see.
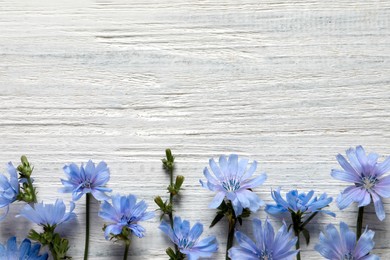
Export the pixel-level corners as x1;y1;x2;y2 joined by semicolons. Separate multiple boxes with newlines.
0;0;389;259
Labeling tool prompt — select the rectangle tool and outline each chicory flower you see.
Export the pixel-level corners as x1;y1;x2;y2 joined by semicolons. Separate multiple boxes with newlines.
60;160;112;201
315;222;379;260
200;154;267;216
159;216;218;260
228;218;298;260
0;236;48;260
331;145;390;220
18;199;76;227
265;188;335;219
0;163;19;220
99;194;155;240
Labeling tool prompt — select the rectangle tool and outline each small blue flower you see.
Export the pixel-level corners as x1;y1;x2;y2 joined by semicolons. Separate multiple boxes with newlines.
315;222;379;260
0;236;48;260
228;218;298;260
200;154;267;216
0;162;19;221
99;194;155;239
60;160;112;201
265;188;335;218
159;216;218;260
18;199;76;227
331;145;390;221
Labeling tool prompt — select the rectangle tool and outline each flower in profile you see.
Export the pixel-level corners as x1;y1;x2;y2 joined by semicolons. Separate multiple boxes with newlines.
200;154;267;216
315;222;379;260
18;199;76;227
0;236;48;260
99;194;154;240
228;218;298;260
0;163;19;221
331;145;390;220
265;188;335;219
159;216;218;260
60;160;112;201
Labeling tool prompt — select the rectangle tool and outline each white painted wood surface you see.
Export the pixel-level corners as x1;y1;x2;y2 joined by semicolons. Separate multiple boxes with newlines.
1;0;390;259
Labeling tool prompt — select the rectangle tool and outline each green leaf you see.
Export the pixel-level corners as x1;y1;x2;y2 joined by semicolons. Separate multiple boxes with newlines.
210;213;225;228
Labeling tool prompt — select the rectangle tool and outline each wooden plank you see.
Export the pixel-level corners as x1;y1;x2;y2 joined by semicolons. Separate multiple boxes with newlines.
0;0;389;258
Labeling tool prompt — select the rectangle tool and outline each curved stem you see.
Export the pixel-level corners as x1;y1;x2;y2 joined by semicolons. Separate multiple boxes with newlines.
84;193;91;260
226;217;236;260
123;240;130;260
357;206;364;239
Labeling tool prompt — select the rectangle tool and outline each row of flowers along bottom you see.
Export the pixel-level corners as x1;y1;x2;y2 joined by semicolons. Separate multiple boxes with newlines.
0;145;388;259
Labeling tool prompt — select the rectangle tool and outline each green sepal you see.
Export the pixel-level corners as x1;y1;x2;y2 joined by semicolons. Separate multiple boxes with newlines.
162;149;175;171
166;247;176;259
301;228;310;245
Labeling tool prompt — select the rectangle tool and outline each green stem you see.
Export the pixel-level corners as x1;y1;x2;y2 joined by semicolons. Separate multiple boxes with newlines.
226;217;236;260
357;206;364;239
27;177;37;203
49;243;59;260
84;193;91;260
123;240;130;260
295;230;301;260
168;168;179;253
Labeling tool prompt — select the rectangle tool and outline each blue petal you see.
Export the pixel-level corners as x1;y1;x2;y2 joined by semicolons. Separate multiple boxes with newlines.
91;189;110;201
354;229;375;258
371;192;385;221
209;158;223;180
331;169;360;183
208;192;225;208
336;154;359;175
240;174;267;189
374;175;390;198
346;148;364;176
104;224;123;240
159;221;175;242
228;247;259;260
188;222;203;242
228;154;239;178
375;156;390;176
242;160;257;180
234;231;258;254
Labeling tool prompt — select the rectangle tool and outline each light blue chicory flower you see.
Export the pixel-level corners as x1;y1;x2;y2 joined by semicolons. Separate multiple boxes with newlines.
159;216;218;260
60;160;112;201
0;236;48;260
331;145;390;220
228;218;298;260
98;194;155;239
0;162;19;221
18;199;76;227
265;188;335;218
200;154;267;216
315;222;379;260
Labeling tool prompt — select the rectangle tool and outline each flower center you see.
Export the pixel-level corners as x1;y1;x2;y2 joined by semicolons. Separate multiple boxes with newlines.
81;180;92;189
260;250;273;260
360;176;377;190
121;215;136;225
222;178;241;192
178;238;194;249
343;252;354;260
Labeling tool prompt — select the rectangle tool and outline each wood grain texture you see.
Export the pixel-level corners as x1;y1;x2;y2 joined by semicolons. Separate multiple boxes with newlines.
0;0;390;259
